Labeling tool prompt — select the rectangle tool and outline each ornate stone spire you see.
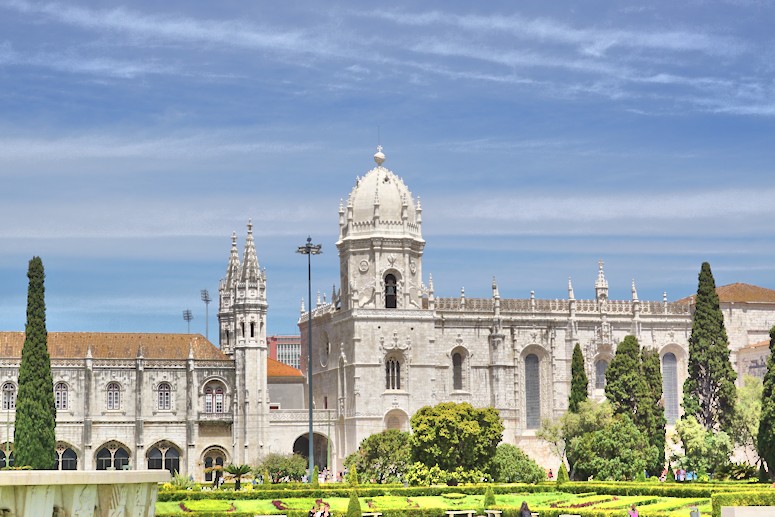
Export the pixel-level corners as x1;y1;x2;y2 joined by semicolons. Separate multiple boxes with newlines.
240;219;260;283
568;276;575;300
595;260;609;301
300;298;305;314
224;231;241;287
631;279;639;301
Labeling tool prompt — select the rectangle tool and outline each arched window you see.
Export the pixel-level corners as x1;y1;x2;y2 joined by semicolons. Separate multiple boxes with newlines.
662;352;679;424
0;448;13;468
385;274;397;309
106;382;121;410
204;382;226;413
56;447;77;470
96;443;130;470
2;383;15;410
158;382;172;411
55;382;68;411
204;450;225;482
595;360;609;389
148;444;180;474
525;354;541;429
385;357;401;390
452;352;463;390
250;322;255;338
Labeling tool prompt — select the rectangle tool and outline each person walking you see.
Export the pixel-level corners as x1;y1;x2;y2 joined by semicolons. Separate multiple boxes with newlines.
519;501;533;517
628;503;639;517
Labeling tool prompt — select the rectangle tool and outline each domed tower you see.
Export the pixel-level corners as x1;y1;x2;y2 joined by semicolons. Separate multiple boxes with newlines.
337;146;425;310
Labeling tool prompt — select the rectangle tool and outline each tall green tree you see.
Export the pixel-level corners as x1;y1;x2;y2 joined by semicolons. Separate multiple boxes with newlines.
757;326;775;476
605;335;643;416
491;443;545;484
569;343;588;413
14;257;56;469
733;375;762;463
345;429;412;483
410;402;503;473
683;262;737;432
638;348;667;475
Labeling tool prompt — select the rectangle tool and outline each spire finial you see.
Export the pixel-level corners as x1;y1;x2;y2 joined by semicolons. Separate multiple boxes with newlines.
568;276;575;300
632;279;639;301
374;145;385;166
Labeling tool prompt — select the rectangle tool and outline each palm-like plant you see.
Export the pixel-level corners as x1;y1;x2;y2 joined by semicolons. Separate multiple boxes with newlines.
224;464;252;490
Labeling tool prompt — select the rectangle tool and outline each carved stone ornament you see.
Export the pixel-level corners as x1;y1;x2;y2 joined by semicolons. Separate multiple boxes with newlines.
387;254;397;267
409;259;417;275
379;331;412;353
358;259;369;273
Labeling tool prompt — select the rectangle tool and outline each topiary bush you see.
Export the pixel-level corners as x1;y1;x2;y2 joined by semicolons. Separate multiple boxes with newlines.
346;490;361;517
557;463;569;484
483;485;496;508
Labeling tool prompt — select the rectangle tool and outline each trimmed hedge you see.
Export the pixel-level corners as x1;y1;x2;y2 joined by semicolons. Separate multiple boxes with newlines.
711;491;775;517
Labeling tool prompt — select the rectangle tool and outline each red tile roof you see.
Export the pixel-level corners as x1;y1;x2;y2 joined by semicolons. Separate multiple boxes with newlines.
739;339;771;351
677;283;775;304
0;332;228;360
267;357;304;378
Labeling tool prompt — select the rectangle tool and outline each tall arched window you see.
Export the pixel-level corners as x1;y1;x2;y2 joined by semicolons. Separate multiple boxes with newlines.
55;382;68;411
106;382;121;410
384;274;397;309
452;352;463;390
385;358;401;390
148;444;180;474
525;354;541;429
662;352;679;424
158;382;172;411
2;383;15;410
595;360;609;389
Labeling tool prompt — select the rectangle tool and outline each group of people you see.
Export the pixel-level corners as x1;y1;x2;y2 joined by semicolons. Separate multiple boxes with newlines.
308;503;331;517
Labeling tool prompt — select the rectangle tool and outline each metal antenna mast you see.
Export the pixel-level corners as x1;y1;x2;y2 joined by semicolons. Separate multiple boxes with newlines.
182;309;193;334
201;289;211;341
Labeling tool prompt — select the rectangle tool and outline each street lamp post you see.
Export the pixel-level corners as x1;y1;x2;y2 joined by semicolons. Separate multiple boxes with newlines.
296;236;321;482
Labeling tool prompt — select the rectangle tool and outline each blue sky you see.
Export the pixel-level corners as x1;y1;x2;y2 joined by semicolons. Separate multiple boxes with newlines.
1;1;774;338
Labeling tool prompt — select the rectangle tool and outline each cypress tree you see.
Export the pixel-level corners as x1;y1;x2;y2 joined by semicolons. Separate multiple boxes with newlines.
682;262;737;432
569;343;588;413
605;335;643;416
639;348;667;476
346;490;361;517
757;326;775;477
14;257;56;469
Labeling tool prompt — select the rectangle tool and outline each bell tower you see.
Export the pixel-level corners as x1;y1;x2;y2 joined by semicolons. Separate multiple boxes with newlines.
336;147;425;311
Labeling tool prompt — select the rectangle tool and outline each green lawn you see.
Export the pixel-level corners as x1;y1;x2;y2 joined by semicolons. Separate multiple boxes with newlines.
156;491;714;515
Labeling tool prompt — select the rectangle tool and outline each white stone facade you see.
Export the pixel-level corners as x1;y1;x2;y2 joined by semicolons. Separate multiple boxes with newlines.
301;148;775;470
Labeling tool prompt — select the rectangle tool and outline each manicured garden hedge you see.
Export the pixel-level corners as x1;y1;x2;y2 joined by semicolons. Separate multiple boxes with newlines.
711;490;775;517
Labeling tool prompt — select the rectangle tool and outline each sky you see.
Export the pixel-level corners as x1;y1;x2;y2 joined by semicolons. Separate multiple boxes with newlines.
1;1;774;338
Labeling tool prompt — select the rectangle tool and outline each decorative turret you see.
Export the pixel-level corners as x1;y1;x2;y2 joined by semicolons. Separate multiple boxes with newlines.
240;220;260;284
336;147;426;311
428;274;435;310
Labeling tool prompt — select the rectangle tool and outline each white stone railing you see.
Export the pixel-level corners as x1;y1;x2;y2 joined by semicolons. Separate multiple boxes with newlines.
0;469;169;516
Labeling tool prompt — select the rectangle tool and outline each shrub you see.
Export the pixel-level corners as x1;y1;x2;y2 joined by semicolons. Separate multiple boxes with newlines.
483;486;496;508
712;490;775;517
346;490;361;517
557;463;569;484
491;443;545;484
348;465;360;486
312;465;320;488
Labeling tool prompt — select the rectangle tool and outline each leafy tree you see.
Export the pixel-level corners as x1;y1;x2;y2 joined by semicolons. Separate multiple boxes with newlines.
491;443;545;484
224;464;252;490
536;417;566;466
569;343;588;413
758;326;775;476
346;490;361;517
605;335;643;417
410;402;503;473
257;453;307;482
683;262;737;432
561;400;614;479
345;429;412;483
674;415;733;476
733;375;762;463
639;347;667;476
14;257;56;469
570;414;650;481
